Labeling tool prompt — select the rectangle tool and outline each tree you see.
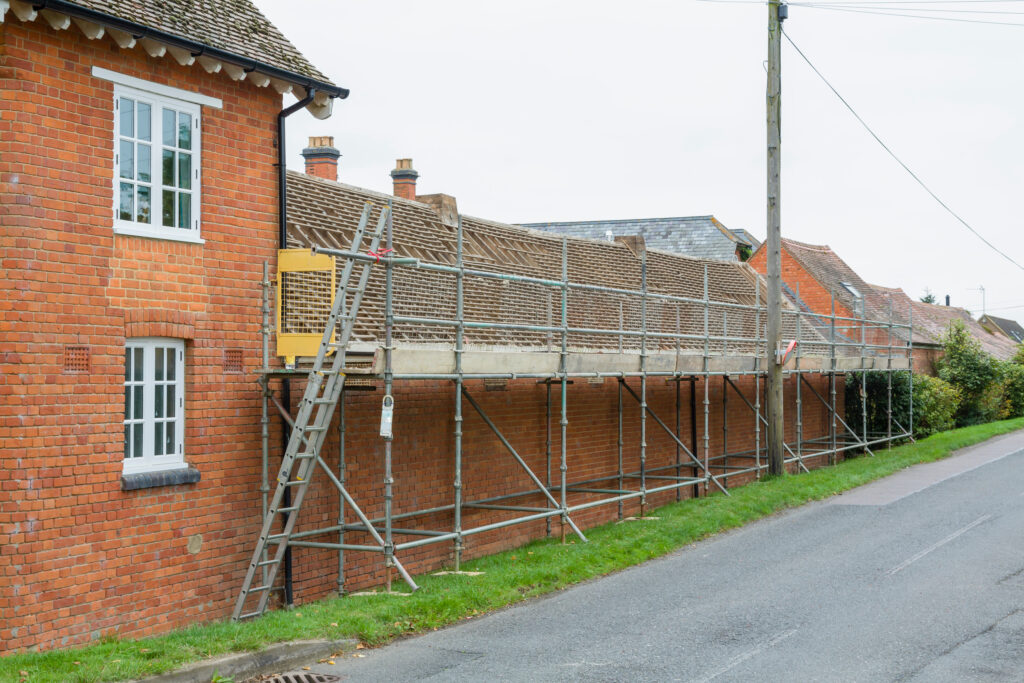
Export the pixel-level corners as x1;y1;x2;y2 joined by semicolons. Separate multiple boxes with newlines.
935;319;1000;426
920;288;937;304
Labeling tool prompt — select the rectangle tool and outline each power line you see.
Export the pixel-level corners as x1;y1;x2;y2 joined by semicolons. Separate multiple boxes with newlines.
781;29;1024;273
797;2;1024;13
796;4;1024;24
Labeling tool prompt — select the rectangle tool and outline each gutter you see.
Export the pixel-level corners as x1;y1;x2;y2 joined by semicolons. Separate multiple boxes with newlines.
35;0;349;101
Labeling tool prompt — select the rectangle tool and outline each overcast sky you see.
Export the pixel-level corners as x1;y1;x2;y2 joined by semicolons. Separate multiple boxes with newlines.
256;0;1024;321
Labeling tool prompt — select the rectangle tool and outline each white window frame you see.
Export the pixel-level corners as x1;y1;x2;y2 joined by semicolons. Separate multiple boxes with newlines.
110;81;204;244
124;338;187;475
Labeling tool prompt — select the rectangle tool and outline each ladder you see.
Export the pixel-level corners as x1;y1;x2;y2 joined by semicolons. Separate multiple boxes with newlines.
233;203;387;621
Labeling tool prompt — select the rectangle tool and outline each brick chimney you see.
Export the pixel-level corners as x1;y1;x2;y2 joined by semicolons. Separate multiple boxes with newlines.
301;136;340;181
390;159;419;200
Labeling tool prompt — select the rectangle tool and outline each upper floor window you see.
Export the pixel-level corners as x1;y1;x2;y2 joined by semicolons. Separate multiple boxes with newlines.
114;84;201;241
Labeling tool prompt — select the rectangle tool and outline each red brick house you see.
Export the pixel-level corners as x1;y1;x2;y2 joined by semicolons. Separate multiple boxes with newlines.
748;238;940;373
0;0;345;652
1;2;874;654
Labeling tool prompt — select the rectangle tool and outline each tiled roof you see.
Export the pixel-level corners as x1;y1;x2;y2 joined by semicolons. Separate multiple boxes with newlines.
865;284;937;347
780;239;915;344
909;302;1019;361
979;315;1024;344
285;173;835;356
519;216;751;262
64;0;333;84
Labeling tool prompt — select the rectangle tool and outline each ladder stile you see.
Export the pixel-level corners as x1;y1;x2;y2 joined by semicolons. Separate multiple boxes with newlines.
232;203;391;620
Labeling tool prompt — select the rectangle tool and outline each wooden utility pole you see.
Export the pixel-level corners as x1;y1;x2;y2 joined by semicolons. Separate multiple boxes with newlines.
766;1;785;475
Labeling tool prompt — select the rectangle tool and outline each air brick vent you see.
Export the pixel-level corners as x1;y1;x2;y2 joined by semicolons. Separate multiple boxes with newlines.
63;345;90;373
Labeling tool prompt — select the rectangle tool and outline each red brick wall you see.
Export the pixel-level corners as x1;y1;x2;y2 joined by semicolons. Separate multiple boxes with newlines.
0;19;281;652
0;20;848;654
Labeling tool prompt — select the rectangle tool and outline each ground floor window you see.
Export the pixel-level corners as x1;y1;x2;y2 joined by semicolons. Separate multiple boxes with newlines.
124;338;185;474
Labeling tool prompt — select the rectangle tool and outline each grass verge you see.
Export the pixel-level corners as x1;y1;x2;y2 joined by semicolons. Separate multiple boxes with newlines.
6;417;1024;683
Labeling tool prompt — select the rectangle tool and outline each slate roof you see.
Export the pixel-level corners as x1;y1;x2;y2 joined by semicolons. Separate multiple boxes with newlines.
285;173;835;356
519;216;752;262
730;229;761;251
979;315;1024;344
64;0;333;85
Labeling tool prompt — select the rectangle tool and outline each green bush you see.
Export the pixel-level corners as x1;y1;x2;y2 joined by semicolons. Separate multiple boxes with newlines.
1000;360;1024;418
911;374;961;437
844;370;911;438
935;320;1000;427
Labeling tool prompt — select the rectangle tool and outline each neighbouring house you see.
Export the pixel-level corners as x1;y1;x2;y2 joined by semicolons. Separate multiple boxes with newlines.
978;314;1024;345
748;238;940;374
520;215;756;262
911;303;1019;362
1;0;345;652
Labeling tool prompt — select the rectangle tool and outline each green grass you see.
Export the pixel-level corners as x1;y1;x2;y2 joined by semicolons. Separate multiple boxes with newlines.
6;417;1024;683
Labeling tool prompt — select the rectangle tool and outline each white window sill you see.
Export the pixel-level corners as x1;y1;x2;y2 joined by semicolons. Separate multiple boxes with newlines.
115;225;205;245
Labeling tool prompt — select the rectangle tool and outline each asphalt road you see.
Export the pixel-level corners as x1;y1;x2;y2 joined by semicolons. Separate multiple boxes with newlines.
304;430;1024;682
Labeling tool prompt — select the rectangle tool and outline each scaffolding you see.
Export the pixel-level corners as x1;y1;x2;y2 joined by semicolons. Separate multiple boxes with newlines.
239;201;914;616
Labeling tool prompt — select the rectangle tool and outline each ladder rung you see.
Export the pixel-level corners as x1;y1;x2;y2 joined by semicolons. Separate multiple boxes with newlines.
267;533;288;542
256;559;278;567
248;585;273;593
294;453;316;460
303;426;328;433
283;480;306;486
275;506;299;514
313;398;336;405
238;611;262;620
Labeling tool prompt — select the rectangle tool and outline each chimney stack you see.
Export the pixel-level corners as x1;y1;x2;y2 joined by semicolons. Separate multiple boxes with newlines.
945;294;951;306
301;136;340;182
391;159;419;200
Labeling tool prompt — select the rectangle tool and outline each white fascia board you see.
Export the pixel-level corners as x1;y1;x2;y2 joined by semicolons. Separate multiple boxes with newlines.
92;66;223;109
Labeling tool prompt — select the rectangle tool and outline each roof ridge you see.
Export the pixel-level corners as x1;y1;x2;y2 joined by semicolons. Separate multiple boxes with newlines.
519;215;716;226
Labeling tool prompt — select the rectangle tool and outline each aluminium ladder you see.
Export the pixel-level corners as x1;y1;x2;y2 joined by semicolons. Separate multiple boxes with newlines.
233;203;387;621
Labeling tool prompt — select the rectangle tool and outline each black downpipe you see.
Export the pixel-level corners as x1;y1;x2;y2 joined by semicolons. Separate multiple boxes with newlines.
277;89;316;606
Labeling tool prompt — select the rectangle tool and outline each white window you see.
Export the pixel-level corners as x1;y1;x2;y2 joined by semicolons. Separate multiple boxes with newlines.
113;84;201;241
124;338;186;474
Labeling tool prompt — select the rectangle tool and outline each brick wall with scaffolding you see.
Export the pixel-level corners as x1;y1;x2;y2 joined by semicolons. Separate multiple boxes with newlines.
233;177;915;616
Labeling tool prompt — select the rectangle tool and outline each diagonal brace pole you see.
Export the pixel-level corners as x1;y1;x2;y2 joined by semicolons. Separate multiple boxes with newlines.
799;374;875;456
314;456;419;591
461;388;588;542
724;377;810;473
618;379;730;495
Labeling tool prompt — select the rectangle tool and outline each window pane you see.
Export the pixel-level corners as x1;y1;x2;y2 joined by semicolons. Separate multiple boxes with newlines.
154;422;164;455
120;140;134;179
133;347;143;381
162;190;175;227
120;97;134;137
163;108;176;146
178;153;191;190
155;385;164;418
178;112;192;150
155;348;164;382
133;423;143;458
124;425;130;459
137;102;151;141
124;386;129;418
136;185;151;224
165;422;175;455
178;193;191;229
119;183;133;221
137;144;151;182
162;149;174;186
167;385;176;418
167;349;176;381
133;385;143;420
125;349;130;381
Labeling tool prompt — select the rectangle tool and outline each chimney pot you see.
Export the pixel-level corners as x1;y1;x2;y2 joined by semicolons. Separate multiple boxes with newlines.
945;295;951;306
301;136;341;182
390;158;419;200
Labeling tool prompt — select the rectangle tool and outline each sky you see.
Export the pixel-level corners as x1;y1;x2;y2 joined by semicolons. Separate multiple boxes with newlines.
255;0;1024;321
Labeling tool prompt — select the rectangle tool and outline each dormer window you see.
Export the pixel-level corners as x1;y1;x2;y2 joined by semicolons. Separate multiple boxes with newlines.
839;281;861;300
